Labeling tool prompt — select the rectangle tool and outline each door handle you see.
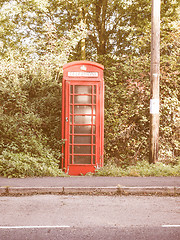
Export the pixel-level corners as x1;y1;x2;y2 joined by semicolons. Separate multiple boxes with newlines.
65;117;68;122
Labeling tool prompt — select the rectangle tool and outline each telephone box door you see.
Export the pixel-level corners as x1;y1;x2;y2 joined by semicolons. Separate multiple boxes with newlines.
64;81;101;175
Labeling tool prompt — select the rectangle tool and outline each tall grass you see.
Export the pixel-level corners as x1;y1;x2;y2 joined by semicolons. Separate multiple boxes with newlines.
95;160;180;177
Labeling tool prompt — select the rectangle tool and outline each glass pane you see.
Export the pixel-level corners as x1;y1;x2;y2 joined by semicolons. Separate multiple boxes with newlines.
93;116;96;124
93;155;95;164
70;86;73;94
74;106;92;114
70;106;73;114
70;95;73;104
74;125;92;134
74;136;91;144
70;135;72;144
93;86;96;94
74;155;91;164
75;86;92;94
93;106;96;114
93;126;96;134
93;146;95;154
93;135;95;144
74;95;92;104
93;96;96;104
70;116;72;124
70;145;72;154
74;116;91;124
74;145;91;154
70;155;72;164
70;125;72;134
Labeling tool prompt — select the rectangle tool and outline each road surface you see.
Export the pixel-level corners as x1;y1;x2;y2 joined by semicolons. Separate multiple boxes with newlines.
0;195;179;239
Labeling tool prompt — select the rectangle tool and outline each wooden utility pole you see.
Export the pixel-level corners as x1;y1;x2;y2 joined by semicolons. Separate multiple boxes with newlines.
150;0;160;163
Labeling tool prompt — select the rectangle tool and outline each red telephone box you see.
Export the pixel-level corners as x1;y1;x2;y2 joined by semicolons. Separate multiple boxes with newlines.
61;61;104;175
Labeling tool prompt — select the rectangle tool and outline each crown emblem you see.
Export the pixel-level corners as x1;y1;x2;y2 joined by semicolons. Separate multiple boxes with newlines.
80;65;87;71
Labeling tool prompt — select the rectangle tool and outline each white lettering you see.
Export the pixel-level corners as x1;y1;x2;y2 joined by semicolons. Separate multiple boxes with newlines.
68;72;98;77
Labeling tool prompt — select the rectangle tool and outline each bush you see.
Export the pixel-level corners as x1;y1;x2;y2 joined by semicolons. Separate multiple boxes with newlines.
0;55;64;178
95;160;180;177
0;151;66;178
103;55;150;165
102;47;179;166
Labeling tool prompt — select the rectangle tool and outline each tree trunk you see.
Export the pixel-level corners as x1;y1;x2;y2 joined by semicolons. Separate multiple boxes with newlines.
79;7;86;60
96;0;108;56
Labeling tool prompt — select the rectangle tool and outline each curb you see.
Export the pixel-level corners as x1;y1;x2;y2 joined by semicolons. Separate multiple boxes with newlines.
118;186;180;195
0;186;179;196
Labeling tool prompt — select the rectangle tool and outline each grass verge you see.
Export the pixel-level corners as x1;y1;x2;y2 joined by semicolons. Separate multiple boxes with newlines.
94;160;180;177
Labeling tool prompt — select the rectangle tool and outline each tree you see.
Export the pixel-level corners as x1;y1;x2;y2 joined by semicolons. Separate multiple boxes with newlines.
0;0;88;177
0;0;179;177
1;0;179;59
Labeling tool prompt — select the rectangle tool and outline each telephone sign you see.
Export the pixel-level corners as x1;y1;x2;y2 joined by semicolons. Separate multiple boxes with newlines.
61;61;104;175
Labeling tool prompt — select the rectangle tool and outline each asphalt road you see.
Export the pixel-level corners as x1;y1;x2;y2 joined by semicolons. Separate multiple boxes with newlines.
1;226;180;240
0;195;180;240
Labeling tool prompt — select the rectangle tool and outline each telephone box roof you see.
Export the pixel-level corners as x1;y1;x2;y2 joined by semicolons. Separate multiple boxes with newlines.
63;61;104;70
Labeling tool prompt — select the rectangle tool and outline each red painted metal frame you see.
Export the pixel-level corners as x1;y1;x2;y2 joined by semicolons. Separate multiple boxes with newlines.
62;61;104;175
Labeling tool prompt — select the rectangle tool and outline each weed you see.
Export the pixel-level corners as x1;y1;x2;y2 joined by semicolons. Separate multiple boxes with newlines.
95;160;180;177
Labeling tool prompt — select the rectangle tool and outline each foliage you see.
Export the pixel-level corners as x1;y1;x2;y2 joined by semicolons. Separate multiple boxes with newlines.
101;1;180;165
0;151;66;178
1;0;179;59
0;4;87;177
95;160;180;177
0;54;64;177
103;54;150;166
0;0;88;60
103;22;180;164
159;21;180;163
0;0;179;177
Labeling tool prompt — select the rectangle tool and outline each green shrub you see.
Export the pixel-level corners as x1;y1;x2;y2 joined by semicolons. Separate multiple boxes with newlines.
0;56;64;178
95;160;180;177
103;55;150;165
0;151;66;178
